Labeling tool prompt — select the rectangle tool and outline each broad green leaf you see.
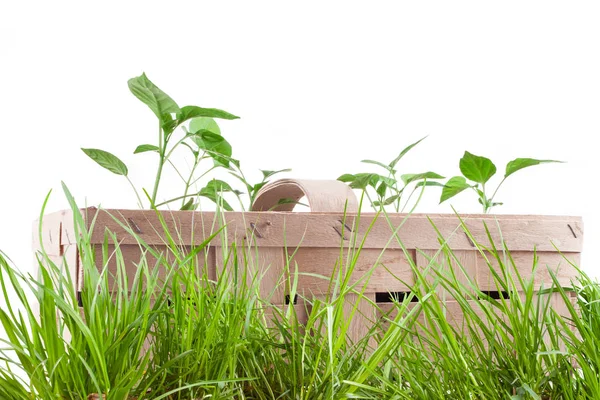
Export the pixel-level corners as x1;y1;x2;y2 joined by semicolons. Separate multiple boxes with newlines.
189;117;221;135
192;130;232;167
416;181;445;188
180;198;196;211
372;195;399;207
505;158;563;178
253;181;268;193
361;159;393;172
351;173;378;189
199;183;234;211
200;192;233;211
260;168;292;180
161;113;178;136
459;151;497;184
400;171;445;185
376;182;387;198
382;195;399;206
342;173;395;190
177;106;239;123
389;136;427;169
203;179;235;192
133;144;159;154
81;148;128;176
337;174;356;183
127;73;180;120
440;176;471;203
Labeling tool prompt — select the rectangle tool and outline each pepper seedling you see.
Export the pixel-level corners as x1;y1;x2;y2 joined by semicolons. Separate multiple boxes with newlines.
82;73;290;210
338;137;445;212
440;151;562;213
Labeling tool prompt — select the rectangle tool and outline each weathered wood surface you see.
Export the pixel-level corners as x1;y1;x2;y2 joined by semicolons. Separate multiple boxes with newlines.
40;208;583;252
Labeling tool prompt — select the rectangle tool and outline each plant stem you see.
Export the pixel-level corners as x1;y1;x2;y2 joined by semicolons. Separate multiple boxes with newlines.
489;177;506;203
181;157;201;208
155;193;201;208
151;122;165;208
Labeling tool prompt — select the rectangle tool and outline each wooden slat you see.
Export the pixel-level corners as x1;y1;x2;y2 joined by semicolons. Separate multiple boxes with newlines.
477;251;580;290
215;245;287;304
89;244;215;292
288;248;415;295
65;208;582;252
415;250;478;298
344;293;377;346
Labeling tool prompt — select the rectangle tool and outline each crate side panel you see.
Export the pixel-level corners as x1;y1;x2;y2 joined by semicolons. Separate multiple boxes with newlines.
81;209;583;252
289;248;415;296
477;251;580;290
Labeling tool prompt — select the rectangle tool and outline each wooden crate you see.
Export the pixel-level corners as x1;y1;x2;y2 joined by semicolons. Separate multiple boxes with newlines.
33;179;583;343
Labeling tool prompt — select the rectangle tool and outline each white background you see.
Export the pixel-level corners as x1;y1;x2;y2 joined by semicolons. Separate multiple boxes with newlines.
0;0;598;298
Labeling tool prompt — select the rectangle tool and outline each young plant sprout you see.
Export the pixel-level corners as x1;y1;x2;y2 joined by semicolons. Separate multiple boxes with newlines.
82;73;290;210
338;136;445;211
440;151;562;213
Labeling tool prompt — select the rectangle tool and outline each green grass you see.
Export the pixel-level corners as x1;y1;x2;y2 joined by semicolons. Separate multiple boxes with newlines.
0;190;598;399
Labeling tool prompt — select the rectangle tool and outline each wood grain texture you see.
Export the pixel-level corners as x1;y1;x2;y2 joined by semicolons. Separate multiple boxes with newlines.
416;250;478;298
215;245;287;304
477;251;580;290
90;243;214;292
57;209;582;252
287;247;415;295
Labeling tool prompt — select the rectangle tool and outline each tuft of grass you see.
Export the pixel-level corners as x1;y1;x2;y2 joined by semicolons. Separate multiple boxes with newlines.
0;187;598;399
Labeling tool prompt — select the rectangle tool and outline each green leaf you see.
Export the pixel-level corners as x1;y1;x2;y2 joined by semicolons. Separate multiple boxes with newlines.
127;73;180;120
81;148;128;176
459;151;497;184
133;144;159;154
383;195;399;205
180;198;197;211
416;181;445;188
337;174;356;183
198;180;237;210
361;159;394;172
189;117;221;135
177;106;239;123
440;176;471;203
339;173;394;190
376;182;387;198
192;130;232;167
505;158;563;178
260;168;292;180
203;179;235;192
253;182;268;193
200;192;233;211
389;136;427;169
400;171;445;185
351;173;378;189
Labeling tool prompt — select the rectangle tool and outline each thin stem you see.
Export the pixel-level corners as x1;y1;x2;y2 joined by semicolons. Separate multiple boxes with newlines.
150;122;165;208
164;134;193;161
125;177;144;209
489;177;506;203
181;157;201;208
167;160;188;184
155;193;201;208
188;163;218;187
400;185;419;213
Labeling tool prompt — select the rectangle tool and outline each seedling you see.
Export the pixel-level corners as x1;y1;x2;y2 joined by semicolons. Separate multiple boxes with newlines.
338;136;445;211
440;151;562;213
82;73;289;210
